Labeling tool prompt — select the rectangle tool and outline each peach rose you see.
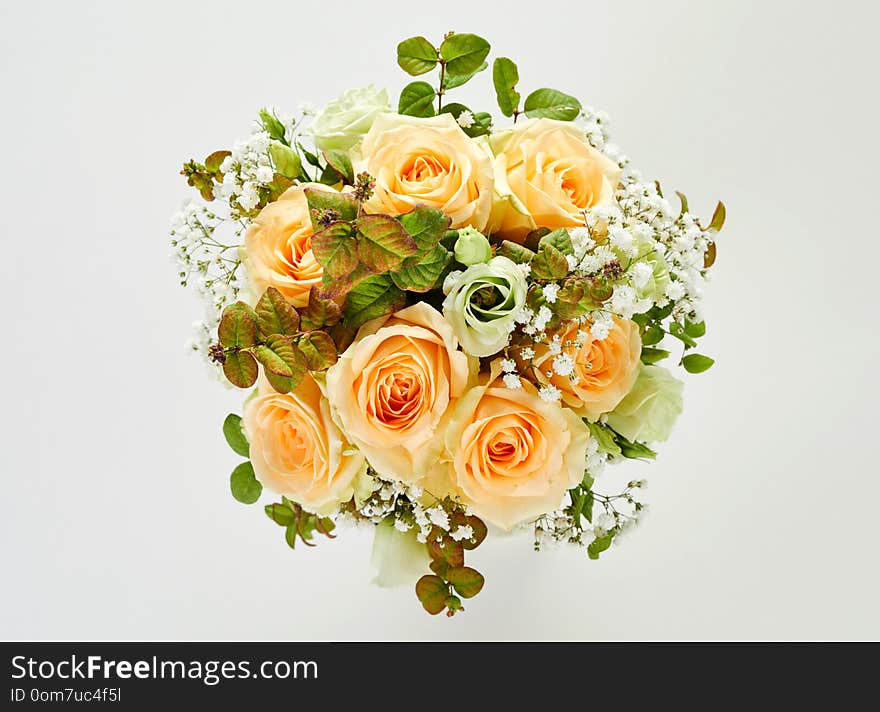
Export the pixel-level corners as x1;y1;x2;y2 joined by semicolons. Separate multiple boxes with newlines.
325;301;475;484
243;374;366;514
354;113;494;230
243;183;331;308
489;118;621;242
444;368;591;530
533;317;642;420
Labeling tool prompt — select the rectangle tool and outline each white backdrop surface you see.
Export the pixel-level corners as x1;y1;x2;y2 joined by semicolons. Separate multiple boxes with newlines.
1;0;878;640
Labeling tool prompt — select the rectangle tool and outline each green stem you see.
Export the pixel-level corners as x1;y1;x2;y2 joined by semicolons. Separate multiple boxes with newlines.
437;60;446;112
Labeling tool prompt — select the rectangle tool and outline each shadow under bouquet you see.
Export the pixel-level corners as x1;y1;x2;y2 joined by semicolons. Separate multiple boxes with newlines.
171;31;725;617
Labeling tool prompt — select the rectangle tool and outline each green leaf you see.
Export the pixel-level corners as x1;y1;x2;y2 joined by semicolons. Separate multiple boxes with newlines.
438;33;490;76
415;575;449;615
205;150;230;173
398;205;452;252
285;523;298;549
296;331;338;370
438;103;492;137
618;439;656;460
704;241;717;269
322;150;354;184
297;142;321;168
492;57;520;117
581;489;594;524
311;222;358;277
442;61;487;89
530;243;570;280
429;559;449;577
398;81;436;118
641;324;664;346
446;566;485;598
669;322;697;348
299;286;342;331
587;531;614;560
523;88;582;121
396;36;438;75
675;190;689;216
222;414;249;457
303;187;358;229
218;302;258;348
498;240;536;264
539;228;573;256
268;141;302;180
585;421;622;458
342;274;406;328
230;461;262;504
356;215;418;273
253;335;308;393
390;244;452;292
681;353;715;374
428;535;464;567
684;319;706;338
222;351;258;388
265;502;297;526
255;286;301;338
707;201;726;232
258;108;286;142
641;347;670;365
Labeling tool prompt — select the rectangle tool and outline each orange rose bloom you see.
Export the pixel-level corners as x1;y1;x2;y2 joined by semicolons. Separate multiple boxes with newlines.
444;369;591;529
354;113;494;230
243;183;329;308
325;302;476;484
533;317;642;420
243;374;365;514
489;118;621;243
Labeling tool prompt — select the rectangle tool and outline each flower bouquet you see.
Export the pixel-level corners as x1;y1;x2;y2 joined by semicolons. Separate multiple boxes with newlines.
171;31;725;616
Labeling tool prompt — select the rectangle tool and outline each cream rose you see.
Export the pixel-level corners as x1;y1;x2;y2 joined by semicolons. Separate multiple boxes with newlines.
310;85;390;153
325;302;475;484
490;118;621;243
242;374;366;515
354;113;494;230
533;316;642;420
444;370;591;530
243;183;331;308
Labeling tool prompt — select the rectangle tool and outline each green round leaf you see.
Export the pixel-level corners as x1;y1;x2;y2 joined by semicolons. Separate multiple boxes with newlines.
397;36;439;75
218;302;258;348
439;33;490;76
681;353;715;374
524;88;582;121
222;413;249;457
230;461;262;504
398;81;437;117
492;57;520;117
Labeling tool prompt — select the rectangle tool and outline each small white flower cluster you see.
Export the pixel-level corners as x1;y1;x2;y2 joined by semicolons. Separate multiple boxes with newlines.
348;475;477;546
170;202;246;365
215;130;275;214
533;479;648;553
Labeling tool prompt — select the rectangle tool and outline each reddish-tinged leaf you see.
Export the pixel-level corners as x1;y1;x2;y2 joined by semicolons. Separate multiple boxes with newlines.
446;566;485;598
356;215;418;273
415;575;449;615
255;287;300;338
300;285;342;331
218;302;258;348
296;331;338;370
460;516;487;550
222;350;258;388
311;222;358;277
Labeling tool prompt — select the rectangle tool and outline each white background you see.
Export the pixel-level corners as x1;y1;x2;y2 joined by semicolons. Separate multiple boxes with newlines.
2;0;878;640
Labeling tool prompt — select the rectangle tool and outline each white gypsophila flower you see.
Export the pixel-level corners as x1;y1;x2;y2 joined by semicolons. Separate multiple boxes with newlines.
542;283;560;303
502;373;523;390
427;507;450;531
519;346;535;360
552;353;575;377
609;284;639;318
456;110;475;128
408;483;424;499
500;358;517;373
514;307;534;324
450;525;474;542
590;312;613;340
538;384;562;403
596;513;616;532
533;305;553;332
548;335;562;355
393;518;412;532
665;280;686;301
608;225;635;255
516;262;532;277
566;254;578;271
630;261;653;290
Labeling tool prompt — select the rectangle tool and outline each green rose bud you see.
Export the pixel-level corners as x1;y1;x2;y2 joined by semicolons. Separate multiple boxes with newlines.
309;85;390;153
606;365;683;443
454;227;492;266
442;256;527;357
617;235;670;303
